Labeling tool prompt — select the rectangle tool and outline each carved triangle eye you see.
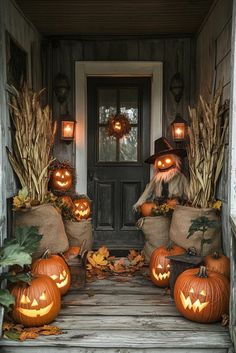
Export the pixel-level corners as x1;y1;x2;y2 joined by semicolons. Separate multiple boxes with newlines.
39;291;47;300
200;289;206;296
20;294;31;304
189;287;194;293
157;264;163;269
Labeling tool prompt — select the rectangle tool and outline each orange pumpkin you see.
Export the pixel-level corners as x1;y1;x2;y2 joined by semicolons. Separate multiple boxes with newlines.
73;197;91;220
32;251;71;295
51;168;73;191
60;195;74;209
140;202;157;217
11;275;61;327
149;244;185;287
204;252;230;279
174;266;230;323
64;246;80;259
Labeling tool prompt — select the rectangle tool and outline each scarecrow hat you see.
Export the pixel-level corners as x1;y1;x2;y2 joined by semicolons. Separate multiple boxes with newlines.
145;137;187;164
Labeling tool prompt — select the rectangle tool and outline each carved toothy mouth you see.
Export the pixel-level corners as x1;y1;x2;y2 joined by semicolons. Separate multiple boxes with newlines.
180;291;209;312
17;302;54;317
57;274;69;288
57;181;69;187
152;269;170;281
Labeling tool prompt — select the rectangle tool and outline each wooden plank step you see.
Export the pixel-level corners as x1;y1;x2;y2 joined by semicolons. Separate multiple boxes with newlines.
0;330;231;349
0;347;230;353
62;293;172;306
60;304;180;316
54;315;226;332
70;284;161;295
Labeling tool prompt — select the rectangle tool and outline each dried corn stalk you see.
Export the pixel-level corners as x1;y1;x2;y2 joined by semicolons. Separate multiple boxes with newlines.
187;85;229;208
7;84;56;203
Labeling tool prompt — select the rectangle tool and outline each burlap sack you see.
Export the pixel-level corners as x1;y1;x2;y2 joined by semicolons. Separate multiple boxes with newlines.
14;204;69;258
169;205;221;256
137;216;170;263
64;219;93;251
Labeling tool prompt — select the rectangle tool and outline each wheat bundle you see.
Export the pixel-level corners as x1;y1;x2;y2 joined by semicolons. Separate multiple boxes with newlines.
187;86;229;208
7;84;56;203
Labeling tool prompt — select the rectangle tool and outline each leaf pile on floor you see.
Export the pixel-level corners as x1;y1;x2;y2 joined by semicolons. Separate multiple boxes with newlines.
3;322;62;341
86;247;144;281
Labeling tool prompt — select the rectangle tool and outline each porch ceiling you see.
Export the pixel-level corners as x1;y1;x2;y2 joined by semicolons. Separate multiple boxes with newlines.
16;0;215;37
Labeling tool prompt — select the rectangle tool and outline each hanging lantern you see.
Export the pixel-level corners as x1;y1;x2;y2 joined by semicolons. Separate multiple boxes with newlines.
60;115;76;141
171;114;188;142
107;113;131;139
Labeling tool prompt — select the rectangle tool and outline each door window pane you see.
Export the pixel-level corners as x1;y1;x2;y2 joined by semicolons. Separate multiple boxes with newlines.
99;127;116;162
119;127;138;162
120;88;138;123
98;89;117;123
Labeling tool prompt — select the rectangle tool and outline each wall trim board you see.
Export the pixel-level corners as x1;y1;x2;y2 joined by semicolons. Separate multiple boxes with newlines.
75;61;163;194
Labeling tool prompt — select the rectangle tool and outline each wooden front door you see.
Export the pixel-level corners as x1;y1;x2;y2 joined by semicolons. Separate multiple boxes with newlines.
87;77;151;250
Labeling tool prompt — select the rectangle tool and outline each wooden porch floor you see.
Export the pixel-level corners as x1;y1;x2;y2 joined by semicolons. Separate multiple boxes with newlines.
1;271;232;353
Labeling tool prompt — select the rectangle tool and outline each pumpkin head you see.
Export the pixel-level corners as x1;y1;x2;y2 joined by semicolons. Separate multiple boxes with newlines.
73;197;91;220
174;266;230;323
51;168;73;191
11;275;61;327
140;202;157;217
155;154;175;172
32;251;71;295
204;252;230;279
149;244;185;287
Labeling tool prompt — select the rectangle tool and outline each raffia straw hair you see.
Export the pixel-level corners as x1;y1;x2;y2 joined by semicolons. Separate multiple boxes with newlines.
154;154;181;183
7;83;56;203
187;84;229;208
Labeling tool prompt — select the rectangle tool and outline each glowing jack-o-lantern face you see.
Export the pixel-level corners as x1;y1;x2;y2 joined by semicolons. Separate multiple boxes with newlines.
174;266;230;323
114;121;122;132
73;198;91;220
149;245;185;288
156;154;175;171
51;168;72;191
32;253;71;295
11;275;61;327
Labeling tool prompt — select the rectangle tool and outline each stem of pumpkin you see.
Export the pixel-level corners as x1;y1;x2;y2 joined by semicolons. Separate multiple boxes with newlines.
197;266;208;278
42;249;50;259
213;251;220;259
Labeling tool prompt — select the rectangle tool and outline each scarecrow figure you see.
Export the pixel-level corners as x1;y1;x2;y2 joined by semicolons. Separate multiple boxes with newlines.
133;137;189;210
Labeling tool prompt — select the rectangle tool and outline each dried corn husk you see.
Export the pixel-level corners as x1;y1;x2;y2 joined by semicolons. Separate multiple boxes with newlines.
187;85;229;208
7;84;56;203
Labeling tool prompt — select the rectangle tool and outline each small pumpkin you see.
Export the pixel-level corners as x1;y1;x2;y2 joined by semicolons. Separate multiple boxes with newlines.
174;266;230;323
11;274;61;327
204;251;230;279
51;168;73;192
64;246;80;260
140;202;157;217
32;250;71;295
149;244;185;287
60;195;74;209
73;197;91;220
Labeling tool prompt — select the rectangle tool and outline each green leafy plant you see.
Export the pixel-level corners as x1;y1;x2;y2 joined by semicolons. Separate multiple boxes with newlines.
187;216;219;257
0;227;41;310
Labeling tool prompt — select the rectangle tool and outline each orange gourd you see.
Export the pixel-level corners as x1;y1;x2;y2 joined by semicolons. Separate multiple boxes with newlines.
140;202;157;217
149;244;185;287
174;266;230;323
204;252;230;279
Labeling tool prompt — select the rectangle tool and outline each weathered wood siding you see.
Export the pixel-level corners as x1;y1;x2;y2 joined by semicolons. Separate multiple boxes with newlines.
196;0;233;255
0;0;41;244
43;38;195;164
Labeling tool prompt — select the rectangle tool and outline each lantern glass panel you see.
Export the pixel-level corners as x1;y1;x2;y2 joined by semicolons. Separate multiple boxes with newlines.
172;122;185;141
61;121;75;140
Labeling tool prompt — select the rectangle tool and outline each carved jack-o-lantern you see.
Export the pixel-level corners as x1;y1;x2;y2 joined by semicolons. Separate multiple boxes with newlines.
155;154;175;171
149;244;185;287
32;251;71;295
174;266;230;323
51;168;73;191
73;198;91;220
11;275;61;327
